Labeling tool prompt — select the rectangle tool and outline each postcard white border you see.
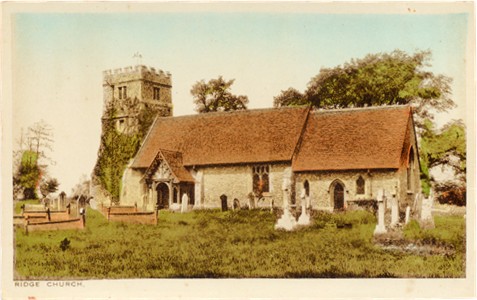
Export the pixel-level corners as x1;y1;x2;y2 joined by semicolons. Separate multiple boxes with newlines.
1;2;475;299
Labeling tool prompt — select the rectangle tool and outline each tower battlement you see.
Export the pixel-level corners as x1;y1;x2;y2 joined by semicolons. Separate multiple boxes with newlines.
103;65;172;88
103;65;172;79
101;64;173;135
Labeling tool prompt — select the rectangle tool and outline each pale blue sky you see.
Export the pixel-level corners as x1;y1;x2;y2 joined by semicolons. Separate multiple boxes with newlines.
11;8;471;193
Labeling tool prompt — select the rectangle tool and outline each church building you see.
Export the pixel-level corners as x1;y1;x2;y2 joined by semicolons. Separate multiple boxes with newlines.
95;65;420;217
120;98;420;215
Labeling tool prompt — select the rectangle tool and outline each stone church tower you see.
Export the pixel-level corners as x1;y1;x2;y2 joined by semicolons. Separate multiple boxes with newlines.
102;65;173;133
92;65;173;204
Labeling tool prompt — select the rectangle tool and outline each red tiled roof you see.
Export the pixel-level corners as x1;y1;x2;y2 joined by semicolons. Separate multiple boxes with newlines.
131;107;310;168
292;106;411;171
132;105;413;172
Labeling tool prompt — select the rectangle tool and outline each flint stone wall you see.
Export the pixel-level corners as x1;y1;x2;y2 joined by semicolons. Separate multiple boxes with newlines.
295;170;400;211
200;163;289;209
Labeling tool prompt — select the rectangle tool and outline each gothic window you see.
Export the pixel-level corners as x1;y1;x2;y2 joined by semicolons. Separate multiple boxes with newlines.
356;176;365;195
253;165;270;193
153;87;161;100
407;147;415;191
118;86;127;99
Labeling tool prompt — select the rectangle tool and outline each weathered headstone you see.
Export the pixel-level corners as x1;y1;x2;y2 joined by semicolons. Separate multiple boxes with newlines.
89;199;98;210
420;190;435;229
390;195;399;227
181;193;189;213
405;205;411;224
373;189;387;235
233;198;240;210
275;168;296;231
220;194;228;211
297;189;311;226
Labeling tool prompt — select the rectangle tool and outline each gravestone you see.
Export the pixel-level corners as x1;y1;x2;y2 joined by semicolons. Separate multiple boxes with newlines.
297;189;311;226
89;198;98;210
390;195;399;227
373;189;387;235
233;198;240;210
220;194;228;211
405;206;411;224
275;167;296;231
181;193;189;213
420;190;435;229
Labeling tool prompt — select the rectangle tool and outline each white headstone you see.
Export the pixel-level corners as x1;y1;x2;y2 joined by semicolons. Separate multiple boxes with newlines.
275;168;296;231
281;167;292;209
181;194;189;213
297;189;310;226
405;206;411;224
90;199;98;210
390;195;399;227
374;189;387;235
420;190;435;228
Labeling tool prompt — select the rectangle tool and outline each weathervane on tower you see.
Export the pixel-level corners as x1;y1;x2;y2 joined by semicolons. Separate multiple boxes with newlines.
133;52;143;65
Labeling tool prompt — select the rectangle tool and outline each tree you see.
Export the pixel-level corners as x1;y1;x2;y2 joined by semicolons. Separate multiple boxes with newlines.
275;50;455;128
191;76;249;113
273;88;307;108
13;120;55;200
419;119;466;202
27;120;55;164
15;151;41;199
40;178;60;199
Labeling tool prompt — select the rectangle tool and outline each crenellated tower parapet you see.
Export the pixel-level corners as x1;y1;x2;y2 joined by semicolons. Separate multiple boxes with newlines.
101;64;173;135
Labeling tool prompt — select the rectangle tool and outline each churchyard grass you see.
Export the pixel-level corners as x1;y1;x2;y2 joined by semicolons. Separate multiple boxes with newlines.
14;208;465;279
14;199;40;214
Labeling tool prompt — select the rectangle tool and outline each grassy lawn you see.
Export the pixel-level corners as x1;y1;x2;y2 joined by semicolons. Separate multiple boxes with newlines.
14;208;465;279
14;199;41;214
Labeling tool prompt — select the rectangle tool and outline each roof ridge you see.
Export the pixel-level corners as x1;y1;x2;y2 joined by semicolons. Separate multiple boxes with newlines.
312;104;410;114
160;106;307;120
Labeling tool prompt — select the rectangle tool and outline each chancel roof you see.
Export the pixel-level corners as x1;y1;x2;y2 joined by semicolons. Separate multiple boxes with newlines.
292;106;412;171
132;105;413;172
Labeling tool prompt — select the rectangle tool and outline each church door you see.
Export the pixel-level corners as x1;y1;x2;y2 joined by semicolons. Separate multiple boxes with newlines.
333;183;344;210
156;182;169;209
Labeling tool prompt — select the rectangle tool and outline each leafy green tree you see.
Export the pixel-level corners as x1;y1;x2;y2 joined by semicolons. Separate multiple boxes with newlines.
191;76;249;113
273;88;307;108
40;177;60;199
419;119;466;200
13;121;55;200
15;151;41;199
275;50;455;128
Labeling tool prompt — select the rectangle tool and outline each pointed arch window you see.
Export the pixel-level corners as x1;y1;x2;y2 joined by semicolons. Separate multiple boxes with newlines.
253;165;270;194
356;176;365;195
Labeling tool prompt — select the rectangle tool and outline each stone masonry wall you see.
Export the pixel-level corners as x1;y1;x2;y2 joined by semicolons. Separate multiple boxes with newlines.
200;163;289;209
295;170;399;211
120;165;145;207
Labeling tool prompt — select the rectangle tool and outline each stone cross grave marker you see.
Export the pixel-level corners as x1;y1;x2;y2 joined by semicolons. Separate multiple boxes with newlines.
373;189;387;235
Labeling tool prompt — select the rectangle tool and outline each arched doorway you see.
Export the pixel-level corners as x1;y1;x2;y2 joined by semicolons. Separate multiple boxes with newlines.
156;182;169;209
331;181;345;210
